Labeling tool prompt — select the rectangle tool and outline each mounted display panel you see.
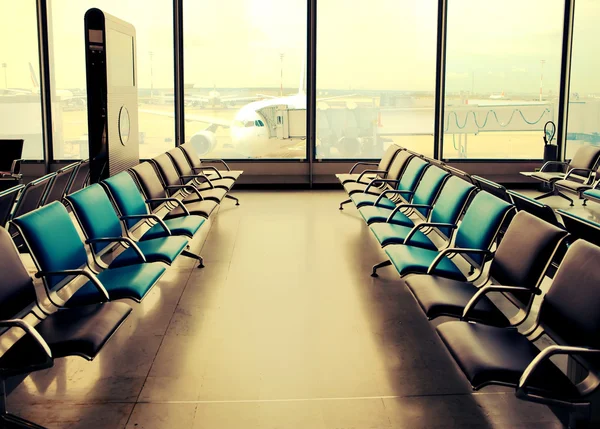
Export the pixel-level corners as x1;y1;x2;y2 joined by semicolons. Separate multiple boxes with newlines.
85;8;138;183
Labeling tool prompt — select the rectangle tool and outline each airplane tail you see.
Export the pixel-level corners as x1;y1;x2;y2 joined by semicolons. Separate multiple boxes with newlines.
29;62;39;89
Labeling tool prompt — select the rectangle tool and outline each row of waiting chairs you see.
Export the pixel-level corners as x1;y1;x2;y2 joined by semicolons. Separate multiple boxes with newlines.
336;145;600;427
0;143;241;428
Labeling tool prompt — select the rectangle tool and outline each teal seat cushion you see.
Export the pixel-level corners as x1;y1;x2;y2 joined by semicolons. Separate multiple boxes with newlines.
584;189;600;201
358;206;414;226
142;216;205;241
68;263;166;306
350;193;396;209
112;236;189;267
384;244;466;280
370;223;437;249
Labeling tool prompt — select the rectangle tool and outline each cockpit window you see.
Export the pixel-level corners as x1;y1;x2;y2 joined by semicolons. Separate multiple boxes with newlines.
255;120;264;127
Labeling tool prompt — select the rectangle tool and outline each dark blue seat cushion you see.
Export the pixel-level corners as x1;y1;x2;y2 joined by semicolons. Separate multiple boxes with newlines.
142;216;205;241
112;236;189;267
437;321;579;398
405;275;510;326
384;244;465;280
67;263;165;306
584;189;600;201
351;193;396;209
370;223;437;249
359;206;413;226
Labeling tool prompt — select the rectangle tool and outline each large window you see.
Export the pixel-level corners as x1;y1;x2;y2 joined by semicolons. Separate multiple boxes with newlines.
182;0;307;159
565;0;600;159
0;1;44;160
49;1;174;160
443;0;563;160
316;1;437;159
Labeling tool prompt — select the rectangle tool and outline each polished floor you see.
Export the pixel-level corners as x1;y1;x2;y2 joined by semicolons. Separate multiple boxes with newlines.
12;189;598;429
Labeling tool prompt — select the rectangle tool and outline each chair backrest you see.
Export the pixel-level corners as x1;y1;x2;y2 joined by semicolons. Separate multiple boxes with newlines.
429;176;476;238
12;202;89;289
179;143;204;170
507;190;560;226
385;150;413;180
539;240;600;349
0;185;24;228
168;147;195;177
472;175;510;202
11;173;56;220
102;172;150;229
443;165;473;184
152;154;182;188
557;210;600;247
454;191;514;265
43;162;80;205
410;165;449;217
66;184;124;254
490;211;568;306
395;156;429;193
0;140;24;173
377;144;402;173
130;162;168;210
66;159;90;194
0;227;37;320
569;145;600;170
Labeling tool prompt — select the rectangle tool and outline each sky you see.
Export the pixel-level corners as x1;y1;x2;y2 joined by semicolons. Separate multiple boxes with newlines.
1;0;599;95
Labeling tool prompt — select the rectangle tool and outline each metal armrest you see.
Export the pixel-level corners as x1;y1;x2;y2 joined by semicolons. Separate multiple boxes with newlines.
564;168;596;183
404;222;457;244
146;198;191;216
540;161;568;173
181;174;215;189
374;189;413;205
0;319;52;360
200;159;231;171
10;159;23;175
462;285;541;321
357;169;387;183
348;162;378;174
365;179;399;193
384;203;432;218
120;214;171;236
193;166;222;179
427;248;492;274
518;345;600;392
36;269;110;301
85;237;146;262
165;184;204;200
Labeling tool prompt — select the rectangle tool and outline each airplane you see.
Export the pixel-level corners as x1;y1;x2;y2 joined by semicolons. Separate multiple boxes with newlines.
489;91;505;100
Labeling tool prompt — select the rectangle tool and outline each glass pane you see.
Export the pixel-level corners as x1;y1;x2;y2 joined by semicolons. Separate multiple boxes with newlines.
566;0;600;159
0;1;44;160
183;0;307;159
443;0;563;160
316;1;437;159
50;0;174;160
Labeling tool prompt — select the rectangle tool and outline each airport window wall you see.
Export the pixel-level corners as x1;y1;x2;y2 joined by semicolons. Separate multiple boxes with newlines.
316;0;438;159
0;1;44;160
443;0;564;160
49;0;175;160
565;0;600;160
182;0;307;160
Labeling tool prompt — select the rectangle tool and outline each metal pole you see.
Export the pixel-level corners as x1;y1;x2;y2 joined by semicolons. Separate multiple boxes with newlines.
173;0;185;146
36;0;54;171
556;0;575;161
433;0;448;160
307;0;317;188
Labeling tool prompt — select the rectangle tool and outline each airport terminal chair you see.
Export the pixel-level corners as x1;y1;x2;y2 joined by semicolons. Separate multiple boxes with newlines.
471;175;510;202
152;153;230;204
179;143;243;181
522;145;600;206
339;150;415;210
103;171;205;241
405;211;568;326
12;202;166;306
436;240;600;428
556;210;600;247
10;173;56;221
0;184;23;228
582;180;600;206
368;175;476;248
130;162;218;219
65;159;90;195
349;156;429;210
507;190;561;227
42;161;81;205
66;184;202;268
358;164;449;226
335;144;402;185
0;226;132;429
371;191;514;280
